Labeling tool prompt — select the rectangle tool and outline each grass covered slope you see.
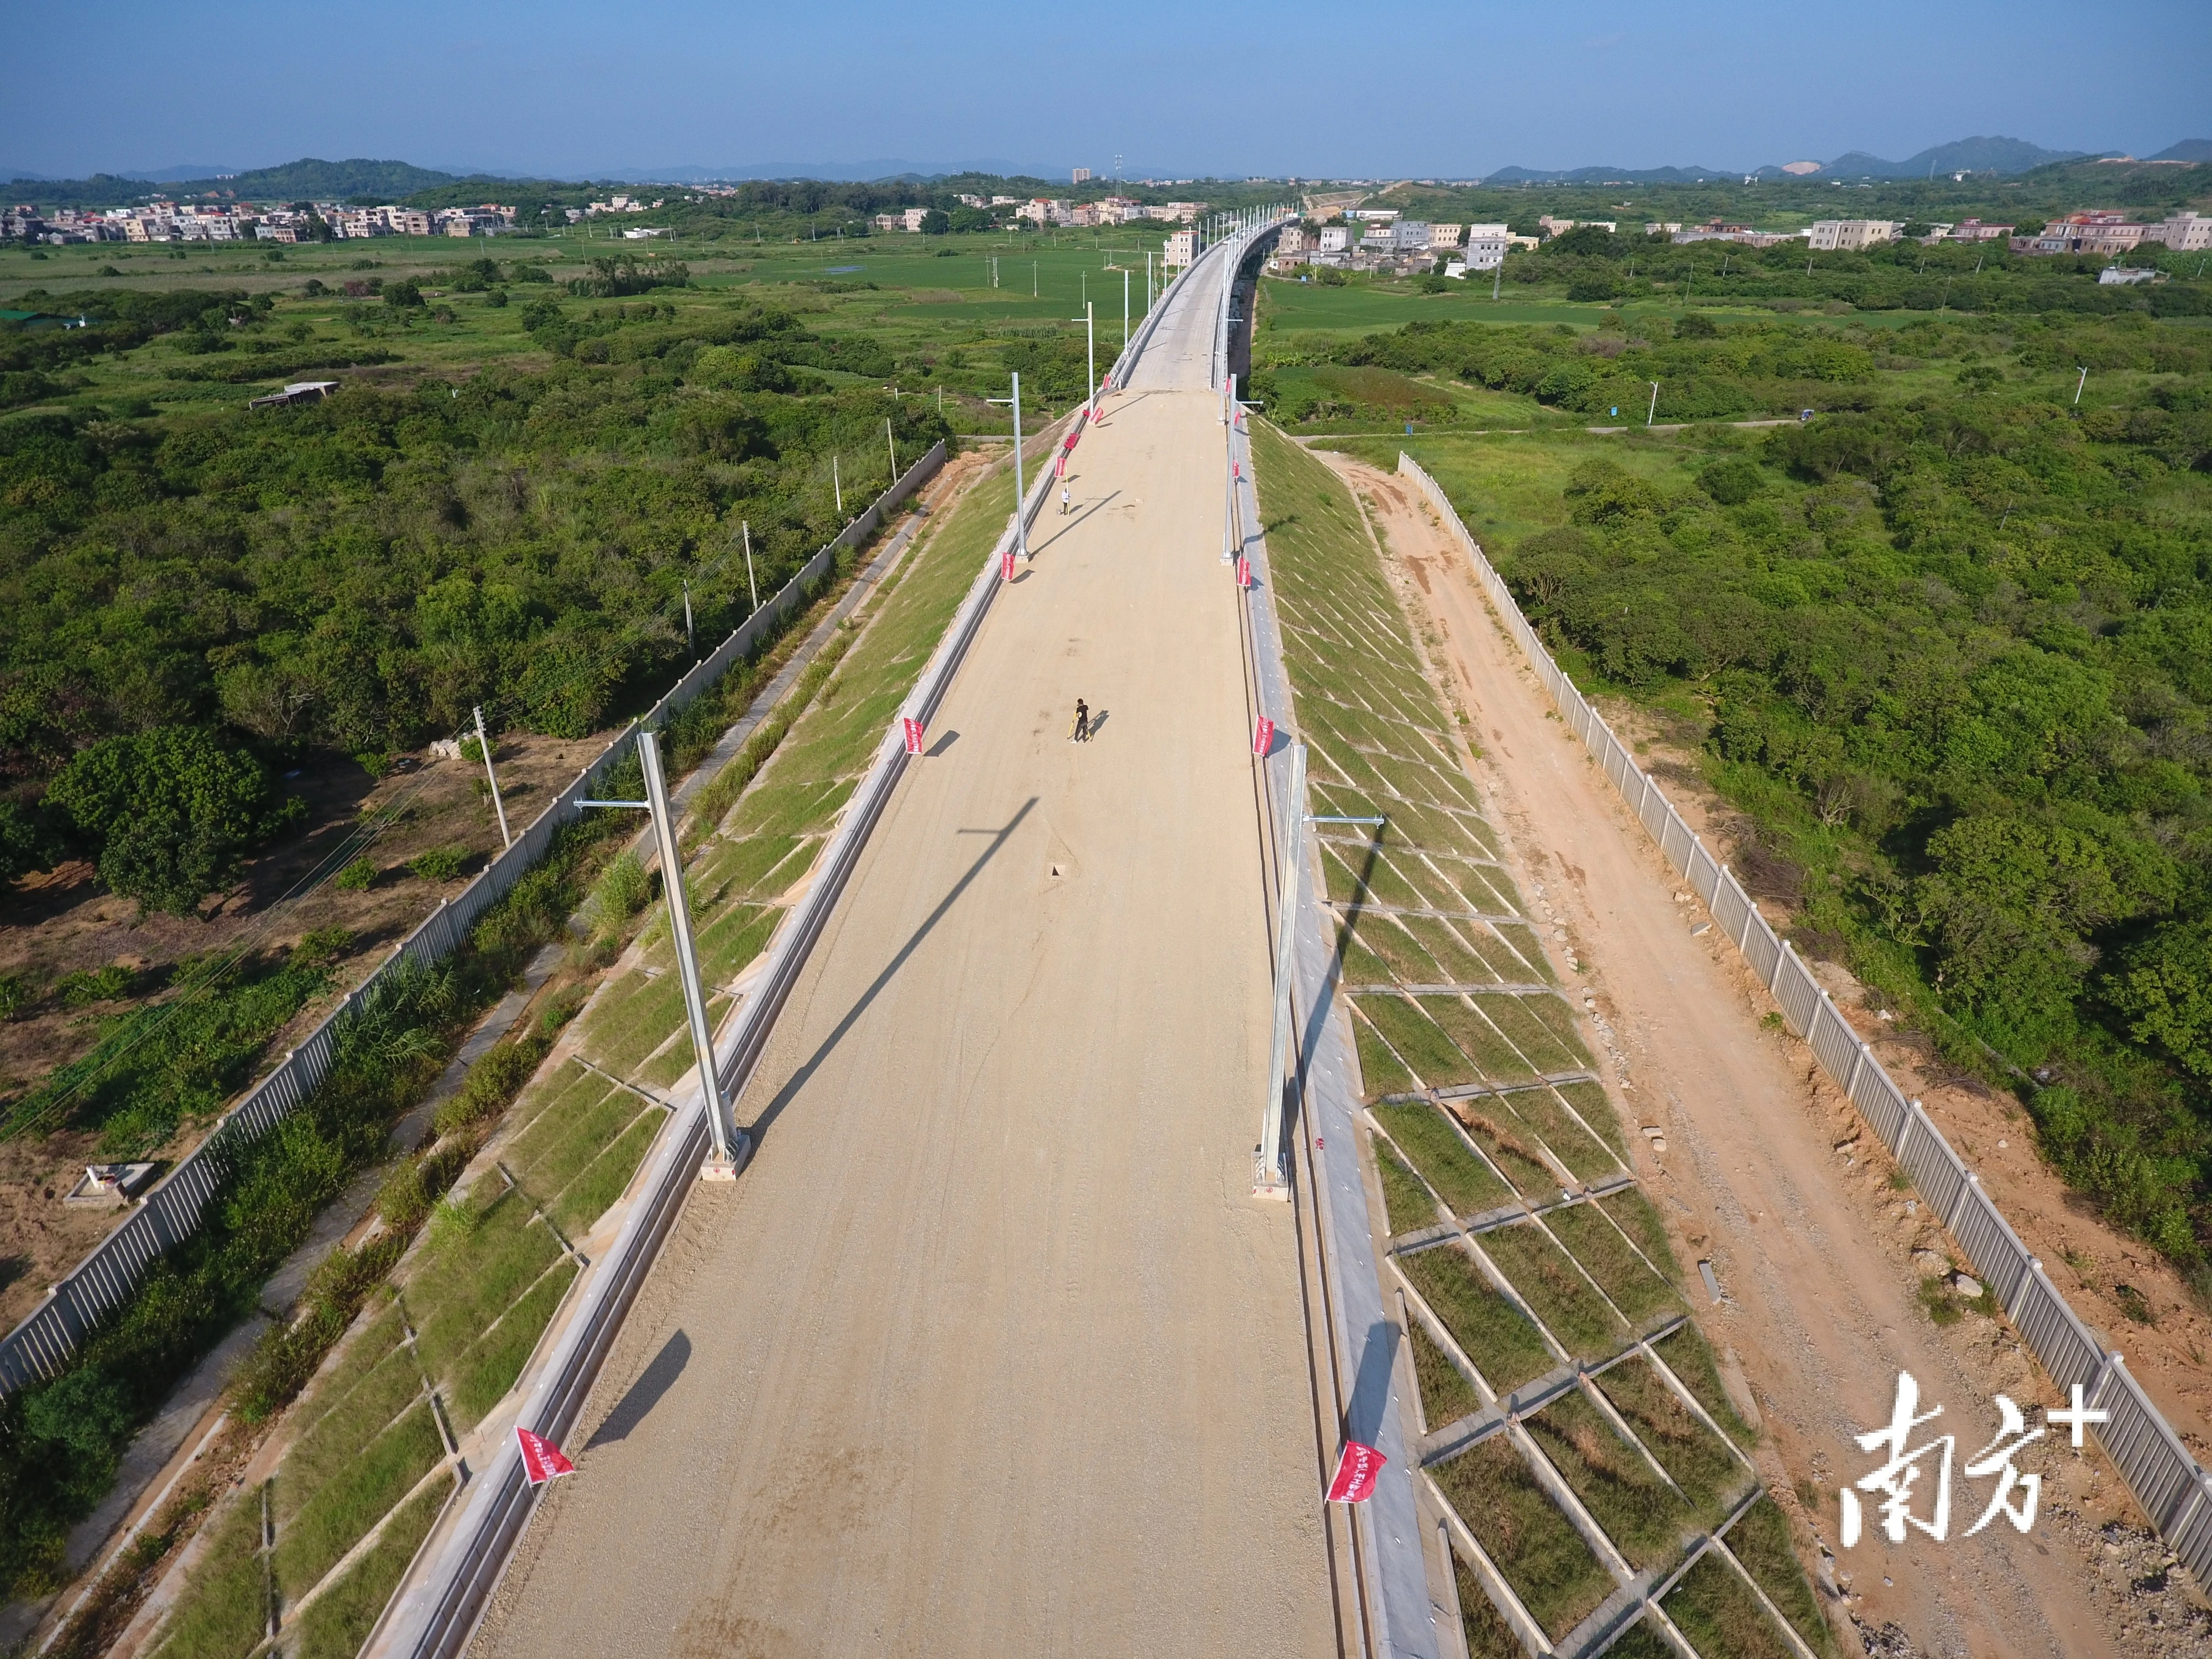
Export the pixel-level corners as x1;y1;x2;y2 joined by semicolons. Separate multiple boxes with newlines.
1249;418;1822;1655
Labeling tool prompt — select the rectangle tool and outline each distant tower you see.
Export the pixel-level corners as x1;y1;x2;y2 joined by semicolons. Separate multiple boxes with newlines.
1114;153;1123;182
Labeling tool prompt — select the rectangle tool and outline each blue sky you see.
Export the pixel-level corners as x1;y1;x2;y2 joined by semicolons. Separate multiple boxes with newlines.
7;0;2206;180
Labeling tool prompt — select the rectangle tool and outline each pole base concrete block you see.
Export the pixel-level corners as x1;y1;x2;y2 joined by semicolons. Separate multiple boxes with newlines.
698;1131;754;1183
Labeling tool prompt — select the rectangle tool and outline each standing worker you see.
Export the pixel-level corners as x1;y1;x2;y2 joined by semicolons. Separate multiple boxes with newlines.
1060;481;1071;517
1071;698;1089;743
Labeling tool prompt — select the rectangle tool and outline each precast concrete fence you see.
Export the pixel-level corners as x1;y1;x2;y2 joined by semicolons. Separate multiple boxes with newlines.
1396;450;2212;1587
0;442;946;1400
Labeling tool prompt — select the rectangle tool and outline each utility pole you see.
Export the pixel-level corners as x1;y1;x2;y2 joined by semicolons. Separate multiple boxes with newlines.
1070;301;1094;413
682;578;695;659
576;733;743;1178
742;520;758;613
988;373;1029;561
1647;381;1660;427
832;455;843;517
2075;365;2088;405
472;706;511;848
886;417;898;482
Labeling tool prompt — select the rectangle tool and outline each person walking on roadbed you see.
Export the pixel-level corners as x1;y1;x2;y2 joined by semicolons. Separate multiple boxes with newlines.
1060;483;1071;516
1071;699;1089;743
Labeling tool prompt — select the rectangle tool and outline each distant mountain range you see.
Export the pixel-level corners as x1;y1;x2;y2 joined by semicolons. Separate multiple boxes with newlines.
7;137;2208;197
1479;135;2210;185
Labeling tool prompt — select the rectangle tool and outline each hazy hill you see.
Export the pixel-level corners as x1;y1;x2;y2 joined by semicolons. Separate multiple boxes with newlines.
1823;135;2091;177
1484;163;1736;185
2150;139;2212;163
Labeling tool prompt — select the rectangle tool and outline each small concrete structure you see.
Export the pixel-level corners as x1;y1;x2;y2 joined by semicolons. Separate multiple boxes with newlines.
246;379;340;410
65;1163;158;1207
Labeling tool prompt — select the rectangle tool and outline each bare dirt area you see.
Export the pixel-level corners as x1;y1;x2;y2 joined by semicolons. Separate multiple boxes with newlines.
1317;449;2212;1659
0;727;598;1329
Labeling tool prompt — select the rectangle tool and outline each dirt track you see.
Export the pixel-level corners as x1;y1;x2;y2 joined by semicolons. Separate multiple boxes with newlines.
1319;453;2193;1659
469;256;1337;1659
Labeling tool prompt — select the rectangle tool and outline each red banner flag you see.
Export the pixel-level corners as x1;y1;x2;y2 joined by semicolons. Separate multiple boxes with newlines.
1253;717;1275;757
1326;1439;1385;1503
517;1426;575;1486
1001;550;1016;582
1237;556;1252;589
1233;461;1241;479
902;716;925;755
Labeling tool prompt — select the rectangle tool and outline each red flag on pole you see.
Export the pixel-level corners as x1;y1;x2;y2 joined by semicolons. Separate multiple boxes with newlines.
902;716;925;755
1237;556;1252;589
1001;550;1016;582
1233;461;1241;479
1253;717;1275;757
517;1427;575;1486
1326;1439;1385;1503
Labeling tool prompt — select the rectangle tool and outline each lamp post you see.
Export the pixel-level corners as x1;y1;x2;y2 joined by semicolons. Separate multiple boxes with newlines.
987;372;1029;561
578;731;743;1179
742;520;758;613
1646;381;1660;427
1069;301;1095;414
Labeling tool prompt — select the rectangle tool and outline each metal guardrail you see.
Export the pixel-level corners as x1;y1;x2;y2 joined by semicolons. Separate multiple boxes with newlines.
1395;450;2212;1588
0;443;947;1399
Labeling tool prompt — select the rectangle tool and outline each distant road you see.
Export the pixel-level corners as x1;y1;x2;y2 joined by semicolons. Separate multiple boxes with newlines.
471;243;1338;1658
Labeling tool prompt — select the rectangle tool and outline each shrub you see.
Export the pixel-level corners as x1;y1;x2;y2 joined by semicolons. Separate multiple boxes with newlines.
408;845;466;883
0;972;32;1020
57;964;135;1006
44;726;301;916
431;1037;544;1138
594;852;651;931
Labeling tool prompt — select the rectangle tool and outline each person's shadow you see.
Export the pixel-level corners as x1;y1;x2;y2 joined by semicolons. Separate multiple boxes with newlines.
1084;709;1109;740
586;1330;691;1448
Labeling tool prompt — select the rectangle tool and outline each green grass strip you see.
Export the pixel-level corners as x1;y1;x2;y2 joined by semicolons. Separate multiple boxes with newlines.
1411;1316;1483;1431
1547;1202;1681;1326
1374;1101;1511;1217
291;1473;453;1659
1663;1550;1797;1659
1523;1386;1693;1572
1723;1497;1836;1656
1478;1223;1626;1358
273;1401;442;1594
1430;1434;1612;1642
1399;1242;1553;1393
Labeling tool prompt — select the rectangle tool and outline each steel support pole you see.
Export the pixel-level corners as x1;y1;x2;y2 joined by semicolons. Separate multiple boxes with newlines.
1256;742;1306;1197
638;732;738;1175
742;520;758;613
1011;372;1029;560
472;706;511;849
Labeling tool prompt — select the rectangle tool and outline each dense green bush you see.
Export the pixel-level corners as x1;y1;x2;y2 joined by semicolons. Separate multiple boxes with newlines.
1469;321;2212;1266
44;726;301;914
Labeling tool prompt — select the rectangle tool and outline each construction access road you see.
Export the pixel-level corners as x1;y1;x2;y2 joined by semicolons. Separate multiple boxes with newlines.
470;250;1339;1658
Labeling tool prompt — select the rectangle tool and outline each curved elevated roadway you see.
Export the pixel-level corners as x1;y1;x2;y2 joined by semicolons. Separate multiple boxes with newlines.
468;241;1340;1658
